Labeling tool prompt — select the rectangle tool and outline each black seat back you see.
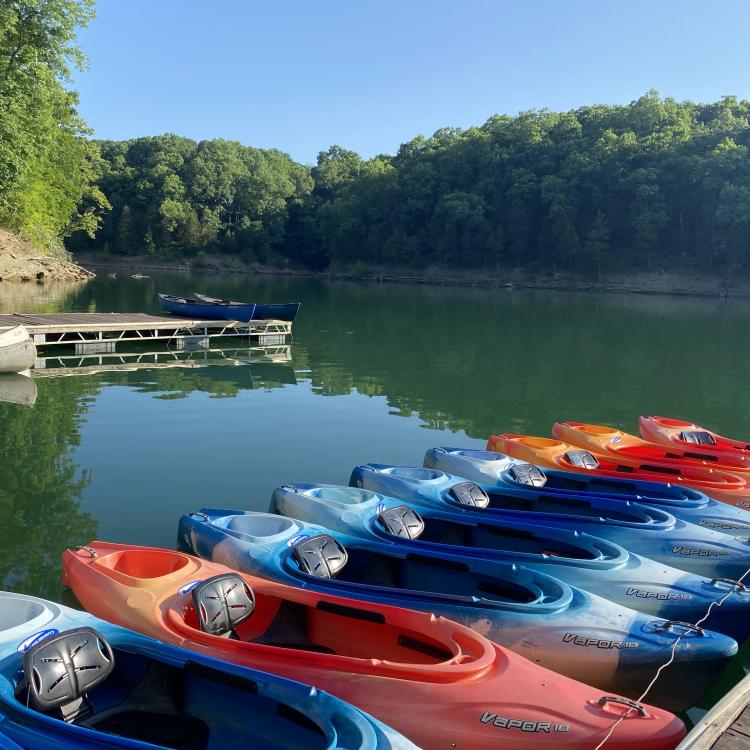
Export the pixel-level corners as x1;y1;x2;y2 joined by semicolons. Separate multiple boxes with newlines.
192;574;255;637
376;506;425;539
24;628;114;721
449;482;490;508
293;535;348;578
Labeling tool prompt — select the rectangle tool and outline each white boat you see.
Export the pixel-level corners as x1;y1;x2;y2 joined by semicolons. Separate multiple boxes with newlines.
0;373;37;406
0;326;36;373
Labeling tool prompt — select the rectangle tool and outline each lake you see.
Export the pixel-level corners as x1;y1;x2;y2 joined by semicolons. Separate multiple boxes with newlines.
1;271;749;713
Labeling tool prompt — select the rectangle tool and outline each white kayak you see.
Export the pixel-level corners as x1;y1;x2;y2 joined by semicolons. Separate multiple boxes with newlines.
0;326;36;373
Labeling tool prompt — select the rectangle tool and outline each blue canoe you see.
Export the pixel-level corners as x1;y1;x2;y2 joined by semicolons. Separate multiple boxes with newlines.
0;591;414;750
425;447;750;534
349;464;750;581
158;293;257;322
178;508;737;712
270;482;750;641
194;294;300;322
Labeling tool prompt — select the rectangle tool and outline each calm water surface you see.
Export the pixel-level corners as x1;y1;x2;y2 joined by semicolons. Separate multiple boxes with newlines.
1;272;749;712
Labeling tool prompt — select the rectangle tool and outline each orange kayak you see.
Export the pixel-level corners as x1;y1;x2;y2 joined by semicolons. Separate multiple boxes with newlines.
641;416;750;467
550;422;750;508
62;542;686;750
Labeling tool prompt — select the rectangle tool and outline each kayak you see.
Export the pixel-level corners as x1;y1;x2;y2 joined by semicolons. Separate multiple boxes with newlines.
179;509;737;712
350;464;750;582
425;447;750;535
641;416;750;465
63;542;685;750
0;590;412;750
158;293;257;322
194;294;300;322
0;327;35;374
271;482;750;641
548;422;750;508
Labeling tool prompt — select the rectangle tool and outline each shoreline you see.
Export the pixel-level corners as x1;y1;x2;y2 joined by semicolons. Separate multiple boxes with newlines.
75;254;750;299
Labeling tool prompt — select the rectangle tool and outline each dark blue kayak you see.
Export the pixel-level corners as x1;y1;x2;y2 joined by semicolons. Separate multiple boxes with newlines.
350;464;750;580
178;508;737;713
195;294;300;321
424;447;750;533
158;293;257;321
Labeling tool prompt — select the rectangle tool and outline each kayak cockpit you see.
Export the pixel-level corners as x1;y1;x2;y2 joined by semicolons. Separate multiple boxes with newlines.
9;627;341;750
169;573;468;667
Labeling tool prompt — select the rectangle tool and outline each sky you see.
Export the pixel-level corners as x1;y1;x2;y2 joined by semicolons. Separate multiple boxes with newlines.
73;0;750;164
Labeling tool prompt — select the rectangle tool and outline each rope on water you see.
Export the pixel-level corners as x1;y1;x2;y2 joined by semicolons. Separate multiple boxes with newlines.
594;566;750;750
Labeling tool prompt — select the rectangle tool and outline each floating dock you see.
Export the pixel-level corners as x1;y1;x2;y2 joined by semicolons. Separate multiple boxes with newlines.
679;673;750;750
0;312;292;354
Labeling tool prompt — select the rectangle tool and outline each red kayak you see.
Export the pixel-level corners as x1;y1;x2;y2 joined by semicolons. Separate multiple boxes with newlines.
550;422;750;508
641;416;750;466
62;542;686;750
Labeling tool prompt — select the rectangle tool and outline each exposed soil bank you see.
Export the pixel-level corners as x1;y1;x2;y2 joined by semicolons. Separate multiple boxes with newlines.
75;253;750;299
0;229;94;283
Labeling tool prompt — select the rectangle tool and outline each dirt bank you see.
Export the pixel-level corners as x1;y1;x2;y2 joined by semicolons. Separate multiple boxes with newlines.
0;229;94;283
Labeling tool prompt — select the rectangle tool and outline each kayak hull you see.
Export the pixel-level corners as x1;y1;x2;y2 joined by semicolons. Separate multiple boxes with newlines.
271;482;750;641
179;509;737;713
63;542;684;750
0;591;409;750
158;293;257;322
0;327;35;374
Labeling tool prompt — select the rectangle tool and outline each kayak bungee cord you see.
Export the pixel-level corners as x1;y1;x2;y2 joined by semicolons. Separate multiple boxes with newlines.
595;568;750;750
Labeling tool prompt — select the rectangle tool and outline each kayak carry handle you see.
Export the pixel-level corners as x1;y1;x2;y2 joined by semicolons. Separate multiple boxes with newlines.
188;512;209;521
655;620;705;636
597;696;646;717
69;545;97;558
710;577;748;592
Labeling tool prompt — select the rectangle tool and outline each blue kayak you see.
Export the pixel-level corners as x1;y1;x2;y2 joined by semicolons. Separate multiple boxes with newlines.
179;509;738;712
158;293;257;322
271;482;750;641
194;294;300;322
0;591;414;750
425;447;750;534
350;464;750;581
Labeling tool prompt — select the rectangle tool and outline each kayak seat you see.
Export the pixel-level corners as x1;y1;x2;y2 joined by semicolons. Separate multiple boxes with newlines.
376;506;425;539
293;535;348;578
564;450;600;469
508;463;547;487
192;574;255;639
680;430;717;446
448;482;490;508
23;628;209;749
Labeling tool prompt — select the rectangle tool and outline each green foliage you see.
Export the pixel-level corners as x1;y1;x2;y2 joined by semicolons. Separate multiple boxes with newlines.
0;0;108;251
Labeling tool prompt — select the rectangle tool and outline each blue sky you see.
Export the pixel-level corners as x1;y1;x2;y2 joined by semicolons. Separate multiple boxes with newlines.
73;0;750;163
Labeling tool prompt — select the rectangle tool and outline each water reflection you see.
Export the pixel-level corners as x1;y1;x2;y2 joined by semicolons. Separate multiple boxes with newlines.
0;374;37;406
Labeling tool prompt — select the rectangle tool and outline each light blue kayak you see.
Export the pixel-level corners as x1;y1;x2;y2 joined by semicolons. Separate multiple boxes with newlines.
0;591;415;750
350;464;750;581
178;508;738;712
270;482;750;641
424;447;750;533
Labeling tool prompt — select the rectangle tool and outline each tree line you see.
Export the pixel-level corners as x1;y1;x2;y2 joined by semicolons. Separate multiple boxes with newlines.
3;2;750;279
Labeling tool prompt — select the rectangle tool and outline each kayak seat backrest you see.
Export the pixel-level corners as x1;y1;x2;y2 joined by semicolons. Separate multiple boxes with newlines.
293;535;348;578
376;506;425;539
0;597;46;631
564;450;600;469
225;514;295;540
449;482;490;508
680;430;717;446
25;628;114;722
508;463;547;487
192;574;255;638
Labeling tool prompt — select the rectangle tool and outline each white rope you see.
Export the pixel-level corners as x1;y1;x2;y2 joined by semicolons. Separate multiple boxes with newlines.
594;568;750;750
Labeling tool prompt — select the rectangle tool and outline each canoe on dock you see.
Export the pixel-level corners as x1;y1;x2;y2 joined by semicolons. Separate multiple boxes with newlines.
158;293;257;321
194;293;300;321
0;326;35;373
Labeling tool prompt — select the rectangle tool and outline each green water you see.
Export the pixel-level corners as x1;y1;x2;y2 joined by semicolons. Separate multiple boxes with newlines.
1;272;749;714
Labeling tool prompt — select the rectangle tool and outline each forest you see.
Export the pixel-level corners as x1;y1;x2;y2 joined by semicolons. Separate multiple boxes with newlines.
4;1;750;278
